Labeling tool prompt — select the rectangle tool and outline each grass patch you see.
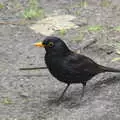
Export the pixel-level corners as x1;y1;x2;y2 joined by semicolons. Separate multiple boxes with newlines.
2;97;12;105
0;3;4;9
75;11;81;16
100;0;112;7
23;8;44;19
111;57;120;62
58;29;67;36
88;25;103;32
111;49;120;62
113;26;120;32
79;1;88;7
23;0;45;19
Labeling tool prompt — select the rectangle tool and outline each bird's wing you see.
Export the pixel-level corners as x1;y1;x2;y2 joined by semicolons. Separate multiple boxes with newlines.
63;53;100;74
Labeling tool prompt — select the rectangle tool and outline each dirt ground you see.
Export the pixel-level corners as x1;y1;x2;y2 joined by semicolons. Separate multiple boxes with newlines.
1;0;120;120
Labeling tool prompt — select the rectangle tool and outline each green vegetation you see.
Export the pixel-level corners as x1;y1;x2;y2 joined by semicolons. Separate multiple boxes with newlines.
75;11;81;16
88;25;103;32
100;0;112;7
79;1;88;7
23;8;44;19
114;26;120;32
0;3;4;9
111;57;120;62
23;0;44;19
58;29;67;36
111;50;120;62
2;97;12;105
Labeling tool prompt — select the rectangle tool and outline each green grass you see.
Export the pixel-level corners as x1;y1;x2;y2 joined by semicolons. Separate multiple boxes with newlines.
88;25;103;32
23;8;44;19
100;0;112;7
75;11;81;16
58;29;67;36
111;57;120;62
2;97;12;105
111;49;120;62
79;1;88;7
0;3;4;9
23;0;45;19
113;26;120;32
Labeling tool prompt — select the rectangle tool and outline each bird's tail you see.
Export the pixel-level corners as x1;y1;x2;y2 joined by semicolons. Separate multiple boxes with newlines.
100;65;120;73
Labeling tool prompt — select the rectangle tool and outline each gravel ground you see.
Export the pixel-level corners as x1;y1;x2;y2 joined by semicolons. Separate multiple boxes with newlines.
1;0;120;120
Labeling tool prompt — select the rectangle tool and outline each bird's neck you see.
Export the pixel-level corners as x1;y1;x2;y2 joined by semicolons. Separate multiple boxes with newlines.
46;48;71;57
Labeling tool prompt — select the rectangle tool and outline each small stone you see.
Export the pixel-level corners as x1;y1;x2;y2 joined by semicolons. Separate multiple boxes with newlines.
20;92;29;97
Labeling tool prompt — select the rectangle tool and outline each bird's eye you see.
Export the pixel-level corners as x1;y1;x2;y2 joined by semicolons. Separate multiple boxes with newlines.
48;42;54;47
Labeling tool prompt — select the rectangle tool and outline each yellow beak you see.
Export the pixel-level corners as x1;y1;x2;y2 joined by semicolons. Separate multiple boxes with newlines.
34;42;45;47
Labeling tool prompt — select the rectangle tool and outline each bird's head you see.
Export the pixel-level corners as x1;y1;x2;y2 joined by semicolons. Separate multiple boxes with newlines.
34;36;70;55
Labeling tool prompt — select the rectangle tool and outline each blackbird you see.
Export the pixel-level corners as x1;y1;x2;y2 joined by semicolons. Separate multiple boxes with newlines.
34;36;120;101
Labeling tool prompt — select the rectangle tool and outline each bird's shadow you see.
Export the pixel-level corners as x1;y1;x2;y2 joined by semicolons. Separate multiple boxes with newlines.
47;91;73;107
92;74;120;89
46;74;120;108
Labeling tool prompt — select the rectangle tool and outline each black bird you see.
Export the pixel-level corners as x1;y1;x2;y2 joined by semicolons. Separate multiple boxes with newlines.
34;36;120;101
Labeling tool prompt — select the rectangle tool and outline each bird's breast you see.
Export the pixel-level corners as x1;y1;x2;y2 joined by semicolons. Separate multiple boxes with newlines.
45;54;62;74
45;54;69;82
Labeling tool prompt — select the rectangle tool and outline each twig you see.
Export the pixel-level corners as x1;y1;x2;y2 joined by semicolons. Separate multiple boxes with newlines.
19;67;47;70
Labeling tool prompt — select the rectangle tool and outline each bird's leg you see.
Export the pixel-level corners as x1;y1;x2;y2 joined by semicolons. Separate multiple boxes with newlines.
57;84;70;101
80;84;86;100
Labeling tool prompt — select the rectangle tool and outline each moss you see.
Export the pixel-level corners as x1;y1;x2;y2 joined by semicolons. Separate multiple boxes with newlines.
88;25;103;32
